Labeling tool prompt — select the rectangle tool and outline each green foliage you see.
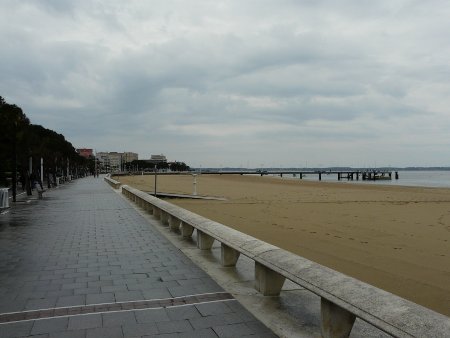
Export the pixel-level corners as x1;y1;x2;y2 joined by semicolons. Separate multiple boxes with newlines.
169;161;190;171
0;96;86;186
125;159;190;172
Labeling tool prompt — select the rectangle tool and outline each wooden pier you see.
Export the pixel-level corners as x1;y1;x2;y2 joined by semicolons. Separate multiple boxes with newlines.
116;170;399;181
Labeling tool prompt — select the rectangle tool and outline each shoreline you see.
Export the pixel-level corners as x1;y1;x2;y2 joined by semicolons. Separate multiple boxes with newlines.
115;174;450;316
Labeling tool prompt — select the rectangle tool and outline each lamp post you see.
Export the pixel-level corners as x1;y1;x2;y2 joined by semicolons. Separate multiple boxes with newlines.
192;174;197;196
154;169;157;196
12;121;17;202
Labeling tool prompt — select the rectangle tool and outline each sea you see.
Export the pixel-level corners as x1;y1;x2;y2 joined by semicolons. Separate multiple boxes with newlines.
271;171;450;189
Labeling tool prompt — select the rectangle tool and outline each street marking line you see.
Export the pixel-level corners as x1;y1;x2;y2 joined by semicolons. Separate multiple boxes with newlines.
0;292;234;324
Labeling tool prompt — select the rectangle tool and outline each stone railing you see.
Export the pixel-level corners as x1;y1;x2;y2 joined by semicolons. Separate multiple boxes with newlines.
104;175;121;189
121;185;450;338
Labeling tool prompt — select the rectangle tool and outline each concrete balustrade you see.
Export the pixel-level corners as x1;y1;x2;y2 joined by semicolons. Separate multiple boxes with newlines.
168;215;180;232
221;243;240;267
160;210;169;225
197;230;215;250
321;298;356;338
153;206;161;219
104;175;121;189
181;221;194;238
120;184;450;338
254;261;286;296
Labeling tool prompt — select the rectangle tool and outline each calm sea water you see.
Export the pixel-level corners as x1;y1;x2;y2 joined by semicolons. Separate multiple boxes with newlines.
275;171;450;189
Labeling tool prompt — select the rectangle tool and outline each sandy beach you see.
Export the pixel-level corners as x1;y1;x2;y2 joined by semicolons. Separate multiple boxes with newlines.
116;174;450;316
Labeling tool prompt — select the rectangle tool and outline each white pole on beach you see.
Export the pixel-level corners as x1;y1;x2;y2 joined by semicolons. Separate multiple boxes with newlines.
193;174;197;196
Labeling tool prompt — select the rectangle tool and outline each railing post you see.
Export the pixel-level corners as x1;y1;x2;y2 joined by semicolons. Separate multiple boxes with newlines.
320;298;356;338
254;261;285;296
160;210;169;225
221;243;240;267
153;207;161;219
181;222;194;238
146;202;153;215
197;230;214;250
168;215;180;232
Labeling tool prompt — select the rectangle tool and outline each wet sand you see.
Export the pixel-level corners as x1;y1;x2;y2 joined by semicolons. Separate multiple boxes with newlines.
116;174;450;316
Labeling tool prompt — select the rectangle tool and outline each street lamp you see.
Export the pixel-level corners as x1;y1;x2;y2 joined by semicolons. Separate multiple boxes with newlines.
154;168;157;196
192;174;197;196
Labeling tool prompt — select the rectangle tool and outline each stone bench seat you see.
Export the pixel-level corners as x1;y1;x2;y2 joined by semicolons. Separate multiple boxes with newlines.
35;186;46;199
122;185;450;338
104;175;121;189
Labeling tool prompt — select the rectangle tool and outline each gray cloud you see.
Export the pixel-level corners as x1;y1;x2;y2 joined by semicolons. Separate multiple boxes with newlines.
1;0;450;167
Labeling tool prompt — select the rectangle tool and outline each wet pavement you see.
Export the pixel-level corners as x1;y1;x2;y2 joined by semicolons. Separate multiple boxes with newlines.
0;177;276;337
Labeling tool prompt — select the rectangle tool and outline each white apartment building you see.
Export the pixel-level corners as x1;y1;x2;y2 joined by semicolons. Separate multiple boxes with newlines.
123;152;138;163
96;151;139;172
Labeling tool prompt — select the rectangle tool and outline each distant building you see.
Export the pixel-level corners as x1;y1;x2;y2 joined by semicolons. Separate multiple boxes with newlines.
107;152;122;172
123;152;138;163
141;154;168;168
96;152;112;172
76;148;93;159
95;151;139;172
150;154;167;162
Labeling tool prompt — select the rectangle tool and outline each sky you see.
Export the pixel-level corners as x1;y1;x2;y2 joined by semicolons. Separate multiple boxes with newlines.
1;0;450;168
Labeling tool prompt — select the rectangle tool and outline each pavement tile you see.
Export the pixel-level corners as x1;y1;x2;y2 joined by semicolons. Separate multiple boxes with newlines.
246;320;277;336
212;323;254;337
86;326;123;338
49;329;87;338
166;305;202;321
141;288;172;300
100;285;127;293
56;295;86;307
68;313;102;330
61;283;87;291
85;292;115;305
75;276;99;284
188;312;244;330
156;319;193;334
87;280;112;288
15;291;47;301
114;290;144;302
134;308;170;324
25;298;57;311
30;317;69;335
73;287;100;296
102;311;137;327
195;302;234;317
45;289;74;298
178;328;219;338
122;322;158;337
0;321;33;338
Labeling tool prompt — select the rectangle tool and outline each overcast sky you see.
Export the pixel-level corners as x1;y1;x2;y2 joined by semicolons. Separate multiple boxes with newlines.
1;1;450;167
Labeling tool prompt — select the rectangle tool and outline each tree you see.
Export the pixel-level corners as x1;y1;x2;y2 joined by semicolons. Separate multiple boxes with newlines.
169;162;190;171
0;96;87;199
0;96;30;198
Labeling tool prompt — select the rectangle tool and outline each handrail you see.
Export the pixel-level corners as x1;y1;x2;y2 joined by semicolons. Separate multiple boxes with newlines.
121;184;450;338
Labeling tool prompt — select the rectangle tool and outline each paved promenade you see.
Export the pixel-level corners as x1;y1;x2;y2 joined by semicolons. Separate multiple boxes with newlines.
0;177;276;337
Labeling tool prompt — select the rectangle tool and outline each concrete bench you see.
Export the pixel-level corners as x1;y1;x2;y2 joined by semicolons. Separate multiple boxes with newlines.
104;175;121;189
121;185;450;338
35;185;46;199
